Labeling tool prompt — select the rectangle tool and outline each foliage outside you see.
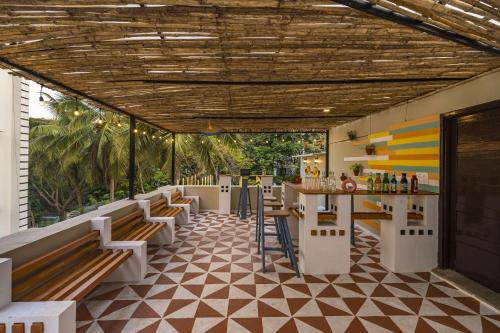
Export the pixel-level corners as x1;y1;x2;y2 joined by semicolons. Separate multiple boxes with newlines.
29;94;325;225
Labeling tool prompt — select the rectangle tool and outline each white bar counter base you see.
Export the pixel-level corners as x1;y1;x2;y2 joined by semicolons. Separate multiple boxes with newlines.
380;194;439;273
218;175;232;215
298;193;351;275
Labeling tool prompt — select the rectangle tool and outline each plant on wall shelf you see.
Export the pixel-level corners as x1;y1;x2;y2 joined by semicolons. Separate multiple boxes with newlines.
365;143;376;155
347;130;357;141
350;163;363;176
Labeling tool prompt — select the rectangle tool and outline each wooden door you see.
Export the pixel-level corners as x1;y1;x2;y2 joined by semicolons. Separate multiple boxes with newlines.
442;101;500;292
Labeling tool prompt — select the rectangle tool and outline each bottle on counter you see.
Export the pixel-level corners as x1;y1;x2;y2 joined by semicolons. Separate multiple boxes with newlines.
400;173;408;193
411;174;419;193
382;173;390;193
390;174;398;193
340;173;347;182
374;173;382;192
367;173;374;193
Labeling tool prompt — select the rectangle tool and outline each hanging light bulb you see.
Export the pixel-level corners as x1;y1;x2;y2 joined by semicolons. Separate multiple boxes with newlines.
117;120;122;128
134;128;138;133
73;97;80;117
142;131;146;135
97;118;103;125
38;85;45;106
152;135;156;139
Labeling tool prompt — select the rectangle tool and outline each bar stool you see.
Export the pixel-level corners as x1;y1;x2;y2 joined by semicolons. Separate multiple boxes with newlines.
257;187;300;277
256;188;282;246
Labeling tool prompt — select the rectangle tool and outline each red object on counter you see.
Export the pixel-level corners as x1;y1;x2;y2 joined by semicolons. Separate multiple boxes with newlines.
410;175;418;193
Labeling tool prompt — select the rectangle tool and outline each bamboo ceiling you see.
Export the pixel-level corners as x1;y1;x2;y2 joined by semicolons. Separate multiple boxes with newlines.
0;0;499;132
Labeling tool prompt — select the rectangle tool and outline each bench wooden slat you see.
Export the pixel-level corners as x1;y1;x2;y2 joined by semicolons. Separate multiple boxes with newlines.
407;212;424;220
164;207;183;217
65;249;132;301
21;250;109;301
12;323;24;333
12;231;100;283
30;323;44;333
133;223;166;241
13;241;100;298
110;209;144;229
0;323;5;333
112;215;144;240
123;223;155;241
150;198;167;210
49;250;126;301
352;212;393;220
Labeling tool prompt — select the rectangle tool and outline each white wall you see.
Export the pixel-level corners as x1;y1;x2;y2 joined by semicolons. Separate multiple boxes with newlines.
328;68;500;234
0;70;29;236
329;68;500;179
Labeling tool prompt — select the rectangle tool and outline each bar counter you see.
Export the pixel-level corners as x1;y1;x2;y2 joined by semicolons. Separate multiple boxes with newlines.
283;181;437;196
281;181;439;275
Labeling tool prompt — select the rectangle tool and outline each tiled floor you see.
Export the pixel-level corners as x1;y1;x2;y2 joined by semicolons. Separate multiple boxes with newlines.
77;212;500;333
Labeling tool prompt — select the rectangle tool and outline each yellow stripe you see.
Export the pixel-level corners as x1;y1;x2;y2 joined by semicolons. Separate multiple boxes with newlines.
389;114;439;130
368;131;390;140
393;147;439;155
388;134;439;146
370;159;439;167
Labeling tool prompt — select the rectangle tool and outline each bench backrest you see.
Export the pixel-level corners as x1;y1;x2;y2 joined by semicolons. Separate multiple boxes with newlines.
150;198;168;216
110;209;144;239
171;191;182;203
12;231;101;300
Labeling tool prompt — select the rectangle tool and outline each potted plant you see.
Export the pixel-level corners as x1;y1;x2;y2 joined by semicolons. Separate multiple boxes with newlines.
365;143;376;155
347;130;357;141
350;163;363;176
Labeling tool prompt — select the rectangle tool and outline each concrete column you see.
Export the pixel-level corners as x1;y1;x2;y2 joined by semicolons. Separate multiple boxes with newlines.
0;70;28;236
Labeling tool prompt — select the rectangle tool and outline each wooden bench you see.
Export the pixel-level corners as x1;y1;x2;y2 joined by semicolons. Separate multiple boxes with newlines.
110;209;166;241
150;198;184;218
171;191;193;205
12;231;131;302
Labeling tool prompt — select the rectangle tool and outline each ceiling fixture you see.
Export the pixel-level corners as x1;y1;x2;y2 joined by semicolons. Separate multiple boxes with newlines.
201;120;223;136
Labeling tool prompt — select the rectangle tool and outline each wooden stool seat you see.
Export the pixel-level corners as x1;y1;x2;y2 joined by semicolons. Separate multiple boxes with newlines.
264;210;290;217
264;201;282;208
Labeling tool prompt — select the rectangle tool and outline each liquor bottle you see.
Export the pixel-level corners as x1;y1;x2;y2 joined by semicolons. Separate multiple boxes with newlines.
367;173;374;193
400;173;408;193
340;173;347;181
390;174;398;193
411;175;419;193
374;173;382;192
382;173;390;193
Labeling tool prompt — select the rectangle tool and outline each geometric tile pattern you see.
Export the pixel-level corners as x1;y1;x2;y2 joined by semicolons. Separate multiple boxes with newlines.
77;212;500;333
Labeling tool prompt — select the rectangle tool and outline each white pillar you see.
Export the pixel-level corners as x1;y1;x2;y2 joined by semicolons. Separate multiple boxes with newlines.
218;175;232;214
0;70;28;236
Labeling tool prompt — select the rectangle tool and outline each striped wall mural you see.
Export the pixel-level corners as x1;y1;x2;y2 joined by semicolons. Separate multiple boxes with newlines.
347;114;440;232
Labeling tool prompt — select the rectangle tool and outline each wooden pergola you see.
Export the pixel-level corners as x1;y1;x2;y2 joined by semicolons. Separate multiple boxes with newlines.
0;0;499;133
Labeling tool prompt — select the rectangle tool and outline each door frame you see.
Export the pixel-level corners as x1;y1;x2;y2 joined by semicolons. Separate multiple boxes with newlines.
439;99;500;268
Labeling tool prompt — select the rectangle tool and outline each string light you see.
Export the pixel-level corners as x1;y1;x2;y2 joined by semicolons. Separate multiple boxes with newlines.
73;97;80;117
117;119;122;127
96;108;104;125
38;85;45;106
134;128;138;133
142;131;146;135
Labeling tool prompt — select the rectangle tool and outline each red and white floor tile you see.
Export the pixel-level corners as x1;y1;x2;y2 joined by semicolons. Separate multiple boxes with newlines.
77;212;500;333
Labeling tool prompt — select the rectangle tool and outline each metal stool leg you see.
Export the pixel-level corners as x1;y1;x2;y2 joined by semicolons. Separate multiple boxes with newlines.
280;216;300;277
261;212;266;273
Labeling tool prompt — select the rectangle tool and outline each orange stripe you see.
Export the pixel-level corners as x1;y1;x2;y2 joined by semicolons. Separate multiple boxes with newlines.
389;154;439;160
352;139;369;146
389;114;439;130
357;220;381;232
363;200;381;211
392;127;439;139
368;164;393;170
